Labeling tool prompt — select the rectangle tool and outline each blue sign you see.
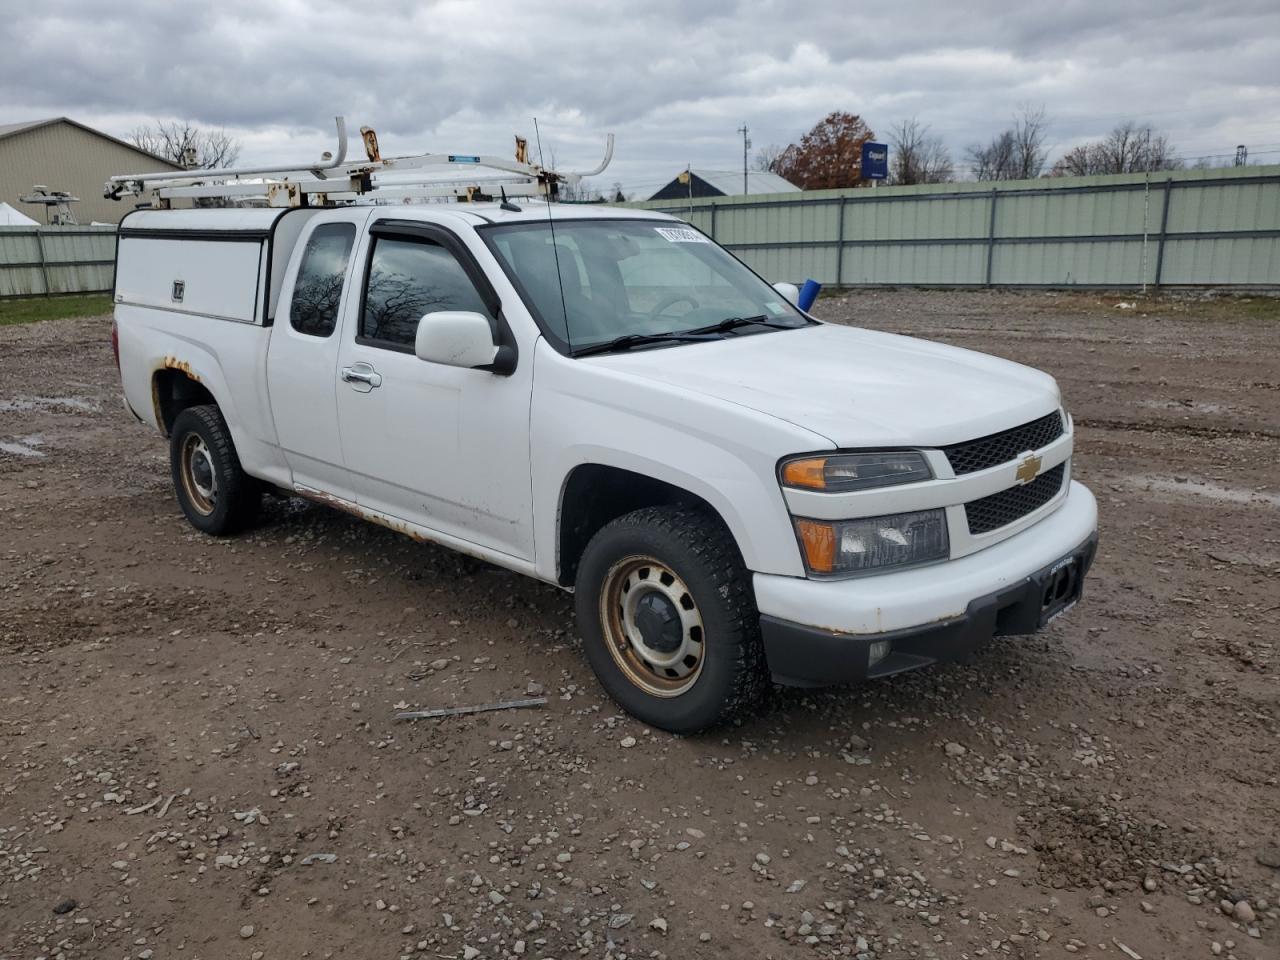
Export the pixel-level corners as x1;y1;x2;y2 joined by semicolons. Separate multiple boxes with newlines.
861;141;888;180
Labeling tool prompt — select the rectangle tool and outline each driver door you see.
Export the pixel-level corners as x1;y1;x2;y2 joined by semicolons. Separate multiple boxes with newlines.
334;220;535;560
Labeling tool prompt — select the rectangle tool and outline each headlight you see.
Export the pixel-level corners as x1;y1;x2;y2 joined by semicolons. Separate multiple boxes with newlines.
781;451;931;492
793;509;949;577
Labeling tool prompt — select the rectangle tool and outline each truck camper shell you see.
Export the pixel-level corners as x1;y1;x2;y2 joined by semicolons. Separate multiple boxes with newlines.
115;208;318;326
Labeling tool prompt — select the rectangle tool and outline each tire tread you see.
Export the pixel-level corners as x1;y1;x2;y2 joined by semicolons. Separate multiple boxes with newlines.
170;404;258;535
576;505;767;731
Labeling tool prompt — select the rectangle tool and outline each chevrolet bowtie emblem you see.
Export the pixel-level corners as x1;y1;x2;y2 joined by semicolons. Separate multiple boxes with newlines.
1015;453;1042;484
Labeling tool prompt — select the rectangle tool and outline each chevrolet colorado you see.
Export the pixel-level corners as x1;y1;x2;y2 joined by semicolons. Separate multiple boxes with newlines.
112;202;1097;732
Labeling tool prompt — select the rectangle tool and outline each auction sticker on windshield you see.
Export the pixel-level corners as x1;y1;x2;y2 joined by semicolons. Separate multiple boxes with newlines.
654;227;710;243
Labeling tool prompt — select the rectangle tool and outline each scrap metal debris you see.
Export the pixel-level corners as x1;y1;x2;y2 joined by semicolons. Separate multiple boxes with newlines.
125;795;163;816
393;697;547;721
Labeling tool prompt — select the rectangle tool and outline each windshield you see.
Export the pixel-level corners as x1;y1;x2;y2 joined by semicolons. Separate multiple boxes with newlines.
483;219;808;353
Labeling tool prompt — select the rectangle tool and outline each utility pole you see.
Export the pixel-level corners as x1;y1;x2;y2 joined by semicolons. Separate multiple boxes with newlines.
737;123;750;195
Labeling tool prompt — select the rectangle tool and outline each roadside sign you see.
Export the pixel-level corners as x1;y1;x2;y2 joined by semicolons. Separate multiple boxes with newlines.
861;141;888;181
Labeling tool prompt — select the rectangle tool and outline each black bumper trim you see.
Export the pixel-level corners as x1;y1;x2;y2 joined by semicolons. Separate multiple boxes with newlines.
760;532;1098;687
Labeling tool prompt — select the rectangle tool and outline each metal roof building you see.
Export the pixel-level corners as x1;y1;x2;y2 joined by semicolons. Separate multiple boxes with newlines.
0;117;183;224
648;168;799;201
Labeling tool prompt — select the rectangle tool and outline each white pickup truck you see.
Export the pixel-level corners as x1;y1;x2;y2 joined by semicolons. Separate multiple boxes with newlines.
112;202;1098;732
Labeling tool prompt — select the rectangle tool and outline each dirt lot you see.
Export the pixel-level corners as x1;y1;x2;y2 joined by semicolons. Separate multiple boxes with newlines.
2;289;1277;960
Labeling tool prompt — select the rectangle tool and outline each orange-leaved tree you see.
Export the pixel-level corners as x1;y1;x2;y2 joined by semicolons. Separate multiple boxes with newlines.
773;112;876;190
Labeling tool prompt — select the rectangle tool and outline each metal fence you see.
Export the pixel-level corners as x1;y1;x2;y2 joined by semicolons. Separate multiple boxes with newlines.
636;164;1280;289
0;226;116;298
4;166;1278;297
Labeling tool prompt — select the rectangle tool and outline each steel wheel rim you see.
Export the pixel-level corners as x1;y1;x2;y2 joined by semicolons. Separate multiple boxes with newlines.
599;554;705;697
180;433;217;515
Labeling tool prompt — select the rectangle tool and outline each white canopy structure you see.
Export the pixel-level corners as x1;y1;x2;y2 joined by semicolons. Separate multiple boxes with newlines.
0;201;39;226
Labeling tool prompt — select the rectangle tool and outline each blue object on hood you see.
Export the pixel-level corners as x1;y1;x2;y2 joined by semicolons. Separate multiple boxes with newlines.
798;279;822;312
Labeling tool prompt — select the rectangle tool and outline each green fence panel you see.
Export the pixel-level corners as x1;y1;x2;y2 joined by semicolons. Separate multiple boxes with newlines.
634;165;1280;288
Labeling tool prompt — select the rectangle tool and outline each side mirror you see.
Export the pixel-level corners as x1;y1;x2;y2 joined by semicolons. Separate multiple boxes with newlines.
415;311;498;369
772;281;800;305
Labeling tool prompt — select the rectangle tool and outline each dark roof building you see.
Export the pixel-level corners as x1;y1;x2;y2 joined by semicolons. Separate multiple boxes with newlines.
648;168;800;201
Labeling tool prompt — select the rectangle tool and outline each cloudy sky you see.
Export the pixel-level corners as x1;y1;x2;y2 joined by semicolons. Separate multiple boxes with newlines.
3;0;1278;195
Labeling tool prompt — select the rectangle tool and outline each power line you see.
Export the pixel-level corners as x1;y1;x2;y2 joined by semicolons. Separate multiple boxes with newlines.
1171;140;1280;155
1180;147;1280;162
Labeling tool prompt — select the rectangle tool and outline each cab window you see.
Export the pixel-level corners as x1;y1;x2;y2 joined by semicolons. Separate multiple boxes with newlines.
289;223;356;337
360;237;493;348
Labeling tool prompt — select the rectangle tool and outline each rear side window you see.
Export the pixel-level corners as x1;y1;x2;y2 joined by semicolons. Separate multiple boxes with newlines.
290;223;356;337
361;237;492;347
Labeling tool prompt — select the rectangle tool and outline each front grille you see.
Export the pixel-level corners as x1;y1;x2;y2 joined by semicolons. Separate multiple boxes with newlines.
965;464;1066;535
941;412;1064;475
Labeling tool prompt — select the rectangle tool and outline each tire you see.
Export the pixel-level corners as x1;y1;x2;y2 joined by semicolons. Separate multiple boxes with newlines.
169;405;259;536
574;505;767;733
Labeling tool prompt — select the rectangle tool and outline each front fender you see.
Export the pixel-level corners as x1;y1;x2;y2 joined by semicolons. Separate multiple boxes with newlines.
548;443;800;580
530;341;832;582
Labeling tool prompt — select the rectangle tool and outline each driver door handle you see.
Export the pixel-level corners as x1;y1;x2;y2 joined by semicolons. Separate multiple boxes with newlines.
340;363;382;388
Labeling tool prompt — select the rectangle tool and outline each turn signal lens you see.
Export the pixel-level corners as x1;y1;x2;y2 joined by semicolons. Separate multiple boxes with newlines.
781;451;931;492
782;458;827;490
795;519;837;573
792;509;949;578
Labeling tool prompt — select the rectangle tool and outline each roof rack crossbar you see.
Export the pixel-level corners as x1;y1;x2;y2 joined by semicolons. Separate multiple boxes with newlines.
105;118;614;209
105;117;350;198
152;177;547;206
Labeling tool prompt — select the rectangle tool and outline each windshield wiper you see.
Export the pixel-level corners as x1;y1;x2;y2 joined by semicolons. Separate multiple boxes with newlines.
573;331;720;357
683;314;799;336
572;315;800;357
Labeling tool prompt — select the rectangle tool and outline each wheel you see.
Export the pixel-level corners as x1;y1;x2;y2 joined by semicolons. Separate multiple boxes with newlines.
169;405;259;535
575;505;766;733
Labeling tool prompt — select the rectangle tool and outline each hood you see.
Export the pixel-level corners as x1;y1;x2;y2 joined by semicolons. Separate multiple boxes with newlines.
590;323;1061;448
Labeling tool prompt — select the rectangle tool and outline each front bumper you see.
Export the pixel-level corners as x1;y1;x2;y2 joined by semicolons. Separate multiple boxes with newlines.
755;480;1098;687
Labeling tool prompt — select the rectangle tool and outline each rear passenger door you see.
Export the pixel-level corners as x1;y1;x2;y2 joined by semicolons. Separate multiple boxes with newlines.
266;208;372;501
334;219;535;560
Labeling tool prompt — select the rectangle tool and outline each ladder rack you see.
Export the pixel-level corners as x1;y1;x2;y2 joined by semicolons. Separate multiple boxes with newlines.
105;117;614;209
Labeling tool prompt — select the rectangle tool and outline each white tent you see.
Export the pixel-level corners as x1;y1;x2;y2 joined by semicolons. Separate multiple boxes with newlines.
0;201;39;226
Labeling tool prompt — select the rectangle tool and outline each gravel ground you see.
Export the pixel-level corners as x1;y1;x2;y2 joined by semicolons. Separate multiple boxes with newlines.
1;289;1277;960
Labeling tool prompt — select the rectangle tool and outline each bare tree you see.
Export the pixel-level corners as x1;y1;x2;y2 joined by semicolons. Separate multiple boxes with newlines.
130;121;241;170
967;131;1014;181
1052;144;1094;177
966;104;1049;180
888;119;955;185
1051;121;1182;176
752;143;785;173
1010;104;1049;179
558;177;602;202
